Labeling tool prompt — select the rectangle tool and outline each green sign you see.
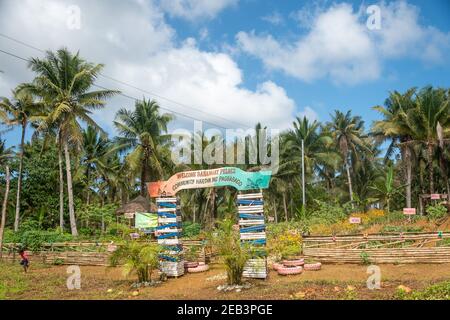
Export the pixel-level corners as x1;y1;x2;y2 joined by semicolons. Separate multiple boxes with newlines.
135;212;158;229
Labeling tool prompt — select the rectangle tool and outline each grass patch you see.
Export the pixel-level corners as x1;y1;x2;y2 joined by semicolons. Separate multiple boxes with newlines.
0;262;29;299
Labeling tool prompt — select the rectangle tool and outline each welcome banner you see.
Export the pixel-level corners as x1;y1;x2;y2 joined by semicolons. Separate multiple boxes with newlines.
147;167;272;197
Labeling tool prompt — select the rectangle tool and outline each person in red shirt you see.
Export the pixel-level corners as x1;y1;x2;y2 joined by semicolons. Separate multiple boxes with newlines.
19;249;29;273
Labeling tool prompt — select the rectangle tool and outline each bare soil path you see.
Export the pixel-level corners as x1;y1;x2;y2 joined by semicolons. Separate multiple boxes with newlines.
2;261;450;300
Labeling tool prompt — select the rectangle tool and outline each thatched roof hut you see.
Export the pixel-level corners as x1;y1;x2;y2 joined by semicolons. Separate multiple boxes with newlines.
116;195;157;218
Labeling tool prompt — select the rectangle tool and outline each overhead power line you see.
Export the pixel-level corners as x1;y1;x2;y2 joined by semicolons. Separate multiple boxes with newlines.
0;47;242;130
0;32;251;129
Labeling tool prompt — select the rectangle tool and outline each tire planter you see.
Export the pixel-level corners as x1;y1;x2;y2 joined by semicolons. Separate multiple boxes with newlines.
184;261;199;269
272;263;283;271
277;266;303;276
188;264;209;273
282;259;304;267
304;262;322;271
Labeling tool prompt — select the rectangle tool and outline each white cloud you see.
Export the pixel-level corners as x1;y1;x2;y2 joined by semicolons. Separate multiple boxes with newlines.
238;1;450;84
158;0;238;21
261;12;284;26
297;106;319;122
238;3;380;84
374;1;450;63
0;0;295;134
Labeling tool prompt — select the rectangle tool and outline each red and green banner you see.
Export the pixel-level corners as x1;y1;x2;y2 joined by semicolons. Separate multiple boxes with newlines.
147;167;272;197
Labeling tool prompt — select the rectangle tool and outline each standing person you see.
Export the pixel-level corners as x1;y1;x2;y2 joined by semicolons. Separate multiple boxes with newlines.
19;249;29;273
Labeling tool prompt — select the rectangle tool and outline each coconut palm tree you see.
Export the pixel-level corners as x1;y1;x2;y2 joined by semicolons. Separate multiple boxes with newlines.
405;87;449;195
81;126;113;205
283;116;340;191
0;88;43;231
0;139;13;258
21;48;119;236
114;98;172;197
372;88;417;207
329;110;370;206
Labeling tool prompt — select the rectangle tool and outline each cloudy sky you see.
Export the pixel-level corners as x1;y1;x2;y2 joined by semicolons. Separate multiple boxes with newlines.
0;0;449;146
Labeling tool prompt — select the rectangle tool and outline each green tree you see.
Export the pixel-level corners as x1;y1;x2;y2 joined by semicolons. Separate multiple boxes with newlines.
370;165;405;213
22;48;119;236
410;87;450;195
0;88;43;231
329;110;370;206
114;98;172;196
0;140;13;258
372;88;417;208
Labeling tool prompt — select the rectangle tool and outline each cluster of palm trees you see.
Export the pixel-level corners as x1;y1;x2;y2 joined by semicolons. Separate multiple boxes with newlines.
0;48;449;239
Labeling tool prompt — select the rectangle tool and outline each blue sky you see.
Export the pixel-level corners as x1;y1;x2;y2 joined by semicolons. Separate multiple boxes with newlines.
0;0;449;148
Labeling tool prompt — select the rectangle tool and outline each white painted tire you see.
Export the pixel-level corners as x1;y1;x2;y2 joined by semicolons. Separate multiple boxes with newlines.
273;263;283;271
188;264;209;273
282;259;304;267
185;262;199;268
304;262;322;271
277;266;303;276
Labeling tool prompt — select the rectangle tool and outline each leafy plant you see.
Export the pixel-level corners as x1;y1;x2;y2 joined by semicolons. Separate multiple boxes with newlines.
426;204;448;221
360;251;371;265
182;222;201;238
184;245;200;262
396;281;450;300
210;218;250;285
109;241;162;283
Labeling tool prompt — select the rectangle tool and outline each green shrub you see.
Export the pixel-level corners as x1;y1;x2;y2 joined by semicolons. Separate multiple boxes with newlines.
106;223;133;239
360;251;371;265
52;258;65;265
19;230;72;252
307;200;348;225
396;281;450;300
182;222;201;238
211;218;251;285
426;204;448;221
109;241;162;283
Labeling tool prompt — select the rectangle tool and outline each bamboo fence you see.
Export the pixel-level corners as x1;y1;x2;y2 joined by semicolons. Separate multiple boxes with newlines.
303;232;450;264
1;239;212;266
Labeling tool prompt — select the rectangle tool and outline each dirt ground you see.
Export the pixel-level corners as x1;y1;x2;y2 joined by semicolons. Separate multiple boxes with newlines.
2;261;450;300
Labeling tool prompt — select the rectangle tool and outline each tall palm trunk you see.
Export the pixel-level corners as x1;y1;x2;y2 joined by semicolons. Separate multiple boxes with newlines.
64;142;78;236
345;158;354;204
140;156;149;197
405;146;412;208
0;166;11;258
86;165;91;205
272;200;278;223
282;192;288;221
58;143;65;231
427;143;434;194
14;122;26;232
209;188;216;230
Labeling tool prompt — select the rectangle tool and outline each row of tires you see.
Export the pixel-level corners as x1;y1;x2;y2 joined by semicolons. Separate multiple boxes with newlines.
273;260;322;275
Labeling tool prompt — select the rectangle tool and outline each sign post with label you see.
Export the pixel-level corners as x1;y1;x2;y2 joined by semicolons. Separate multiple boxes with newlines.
403;208;416;222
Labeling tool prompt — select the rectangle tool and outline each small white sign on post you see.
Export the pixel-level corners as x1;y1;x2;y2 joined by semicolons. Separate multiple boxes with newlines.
403;208;416;215
349;217;362;224
431;194;440;200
